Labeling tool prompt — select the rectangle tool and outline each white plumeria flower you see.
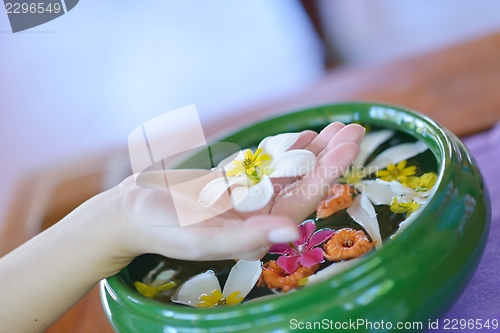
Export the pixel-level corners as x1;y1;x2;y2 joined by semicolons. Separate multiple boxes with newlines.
199;133;317;212
344;130;428;249
171;260;262;308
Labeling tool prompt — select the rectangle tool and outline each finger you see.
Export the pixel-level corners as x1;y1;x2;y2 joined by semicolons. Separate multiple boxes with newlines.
317;124;365;160
271;142;360;222
156;215;299;261
240;246;273;261
287;130;318;150
268;124;347;195
270;125;363;212
225;215;300;260
304;122;345;155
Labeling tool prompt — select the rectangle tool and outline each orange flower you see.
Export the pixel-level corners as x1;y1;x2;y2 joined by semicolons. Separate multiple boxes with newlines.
258;260;319;293
323;228;375;261
316;184;354;219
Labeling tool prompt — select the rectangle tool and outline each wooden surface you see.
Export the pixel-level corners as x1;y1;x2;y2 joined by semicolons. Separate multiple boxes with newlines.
2;32;500;333
208;33;500;140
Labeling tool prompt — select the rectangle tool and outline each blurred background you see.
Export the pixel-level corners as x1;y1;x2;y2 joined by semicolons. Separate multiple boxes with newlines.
2;1;500;331
1;0;500;229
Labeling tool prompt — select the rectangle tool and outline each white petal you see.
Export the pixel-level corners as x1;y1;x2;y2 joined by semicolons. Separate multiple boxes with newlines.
347;194;383;249
171;271;221;307
231;175;273;212
413;191;432;204
376;179;414;195
376;179;417;203
216;150;244;169
258;133;300;158
365;141;428;173
392;180;438;238
360;180;395;205
306;259;362;287
223;260;262;299
360;192;377;216
354;130;394;168
151;269;177;288
415;189;432;200
199;176;247;207
413;196;427;204
268;150;316;178
142;262;165;285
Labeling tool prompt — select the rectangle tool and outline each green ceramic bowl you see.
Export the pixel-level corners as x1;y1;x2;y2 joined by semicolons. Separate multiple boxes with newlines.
101;102;490;332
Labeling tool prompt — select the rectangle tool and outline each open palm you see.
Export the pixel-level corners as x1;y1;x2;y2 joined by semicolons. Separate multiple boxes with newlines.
117;123;364;262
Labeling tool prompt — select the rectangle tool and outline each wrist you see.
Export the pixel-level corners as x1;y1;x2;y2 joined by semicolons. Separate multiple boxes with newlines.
0;183;135;332
63;187;135;279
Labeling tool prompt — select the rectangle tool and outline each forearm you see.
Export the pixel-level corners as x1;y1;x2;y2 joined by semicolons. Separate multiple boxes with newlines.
0;189;129;333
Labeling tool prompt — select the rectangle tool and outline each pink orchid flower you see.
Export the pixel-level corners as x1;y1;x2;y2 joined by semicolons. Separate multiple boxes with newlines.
269;220;334;275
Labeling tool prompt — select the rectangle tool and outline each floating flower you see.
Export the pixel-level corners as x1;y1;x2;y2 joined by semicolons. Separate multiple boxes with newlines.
269;220;333;274
390;173;438;237
323;228;375;261
341;130;428;249
257;260;319;293
171;260;261;308
134;262;180;298
316;184;354;219
378;172;437;216
199;133;317;212
390;198;420;214
376;160;417;184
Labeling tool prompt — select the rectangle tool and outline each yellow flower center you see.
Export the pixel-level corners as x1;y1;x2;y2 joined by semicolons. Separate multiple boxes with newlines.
225;148;271;181
376;160;417;184
197;289;244;308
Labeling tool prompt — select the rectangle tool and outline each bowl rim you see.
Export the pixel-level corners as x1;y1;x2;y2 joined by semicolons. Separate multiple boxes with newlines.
102;101;452;321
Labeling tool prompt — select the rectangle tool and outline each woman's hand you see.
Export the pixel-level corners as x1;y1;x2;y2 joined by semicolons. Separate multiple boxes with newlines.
108;123;365;263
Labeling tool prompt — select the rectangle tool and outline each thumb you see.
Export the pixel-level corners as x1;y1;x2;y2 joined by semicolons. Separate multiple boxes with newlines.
213;215;299;260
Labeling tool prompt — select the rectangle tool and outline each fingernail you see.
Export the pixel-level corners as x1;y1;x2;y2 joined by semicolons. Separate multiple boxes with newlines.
268;228;299;243
348;125;366;144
